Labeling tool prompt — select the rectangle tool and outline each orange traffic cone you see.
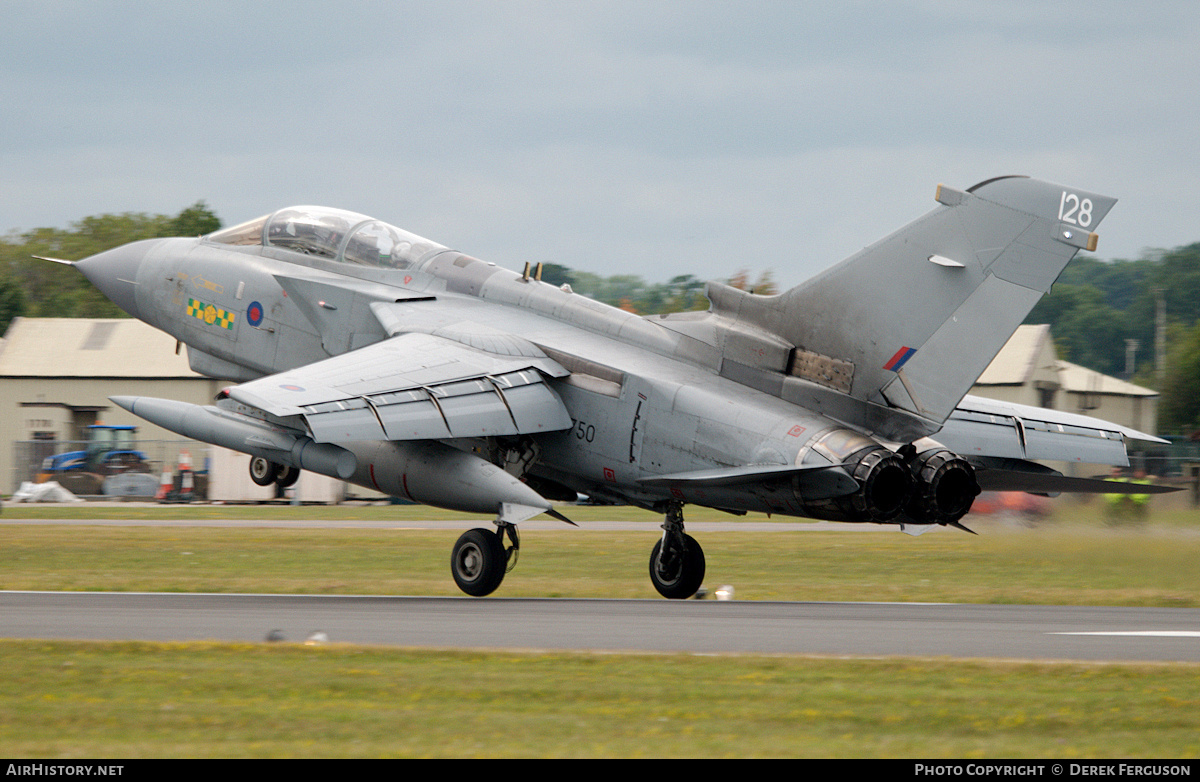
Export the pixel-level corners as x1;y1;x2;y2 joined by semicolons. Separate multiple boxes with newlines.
178;451;193;502
156;469;173;501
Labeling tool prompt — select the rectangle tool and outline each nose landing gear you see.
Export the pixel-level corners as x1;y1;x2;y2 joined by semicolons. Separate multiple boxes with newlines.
450;522;519;597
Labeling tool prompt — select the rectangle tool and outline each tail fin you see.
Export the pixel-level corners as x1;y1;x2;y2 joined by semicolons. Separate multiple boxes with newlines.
724;176;1116;425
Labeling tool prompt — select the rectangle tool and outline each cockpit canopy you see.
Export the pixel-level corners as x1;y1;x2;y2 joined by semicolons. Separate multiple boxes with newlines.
207;206;446;270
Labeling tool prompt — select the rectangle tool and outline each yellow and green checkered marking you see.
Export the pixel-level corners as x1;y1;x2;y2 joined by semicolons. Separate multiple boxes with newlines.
186;298;236;329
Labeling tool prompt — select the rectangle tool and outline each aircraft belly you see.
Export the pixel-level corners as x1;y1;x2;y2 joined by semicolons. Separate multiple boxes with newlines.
540;383;636;491
542;367;843;513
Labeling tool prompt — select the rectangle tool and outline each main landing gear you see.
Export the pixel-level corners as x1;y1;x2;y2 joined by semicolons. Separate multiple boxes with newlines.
446;501;706;600
649;501;706;599
248;456;299;489
451;522;519;597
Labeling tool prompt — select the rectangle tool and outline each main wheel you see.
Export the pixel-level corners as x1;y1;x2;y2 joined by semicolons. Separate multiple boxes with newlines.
275;464;301;488
451;528;508;597
649;533;705;599
249;456;277;487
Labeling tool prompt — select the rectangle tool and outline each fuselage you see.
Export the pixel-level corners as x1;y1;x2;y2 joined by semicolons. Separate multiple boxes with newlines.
76;206;868;517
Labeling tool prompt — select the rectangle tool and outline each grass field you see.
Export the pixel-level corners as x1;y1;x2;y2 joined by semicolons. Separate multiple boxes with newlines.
1;641;1197;758
2;502;1199;604
1;501;1198;758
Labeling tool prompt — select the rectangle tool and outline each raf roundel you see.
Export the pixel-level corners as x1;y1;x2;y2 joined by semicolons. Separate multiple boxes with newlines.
247;301;264;327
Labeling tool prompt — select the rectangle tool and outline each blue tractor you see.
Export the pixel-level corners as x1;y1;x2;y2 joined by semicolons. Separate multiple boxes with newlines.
40;425;152;495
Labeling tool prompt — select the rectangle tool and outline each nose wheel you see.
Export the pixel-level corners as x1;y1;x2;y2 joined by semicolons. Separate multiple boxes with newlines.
648;502;705;599
451;524;518;597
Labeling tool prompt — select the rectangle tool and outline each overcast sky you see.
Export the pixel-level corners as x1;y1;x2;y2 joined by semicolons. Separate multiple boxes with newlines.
3;1;1198;288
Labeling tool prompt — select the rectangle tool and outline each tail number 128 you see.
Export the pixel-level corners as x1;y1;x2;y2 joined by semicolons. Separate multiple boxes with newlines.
1058;191;1093;227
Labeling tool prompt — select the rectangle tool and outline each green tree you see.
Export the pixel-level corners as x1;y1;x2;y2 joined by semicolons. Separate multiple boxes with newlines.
1028;284;1129;376
0;203;221;329
537;262;573;287
0;275;26;335
169;201;222;237
666;274;706;312
1053;255;1155;312
750;270;778;296
1124;244;1200;353
1158;320;1200;432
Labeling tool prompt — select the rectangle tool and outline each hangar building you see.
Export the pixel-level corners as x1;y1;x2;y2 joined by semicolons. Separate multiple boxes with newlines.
0;317;340;500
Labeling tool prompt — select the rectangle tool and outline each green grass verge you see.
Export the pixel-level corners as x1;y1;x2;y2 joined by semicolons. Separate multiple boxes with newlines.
2;521;1199;604
0;501;657;522
1;640;1197;758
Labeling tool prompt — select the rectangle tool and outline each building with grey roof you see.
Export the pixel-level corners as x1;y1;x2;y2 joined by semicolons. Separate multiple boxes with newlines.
970;324;1158;434
1;317;348;500
0;317;224;491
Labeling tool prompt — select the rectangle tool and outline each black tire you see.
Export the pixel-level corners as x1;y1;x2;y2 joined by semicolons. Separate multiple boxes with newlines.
275;465;301;488
451;528;507;597
249;457;277;487
649;533;705;599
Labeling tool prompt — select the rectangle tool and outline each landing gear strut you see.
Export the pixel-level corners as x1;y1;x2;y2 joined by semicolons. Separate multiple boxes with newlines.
451;522;519;597
649;501;705;599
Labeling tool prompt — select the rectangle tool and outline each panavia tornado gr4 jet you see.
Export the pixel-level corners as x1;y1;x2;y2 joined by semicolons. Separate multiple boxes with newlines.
60;175;1174;597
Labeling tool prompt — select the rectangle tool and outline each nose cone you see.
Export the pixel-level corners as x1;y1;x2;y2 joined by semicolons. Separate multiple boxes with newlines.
74;240;156;319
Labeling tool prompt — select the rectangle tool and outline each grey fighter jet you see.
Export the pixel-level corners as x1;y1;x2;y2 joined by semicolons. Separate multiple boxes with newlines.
62;175;1174;597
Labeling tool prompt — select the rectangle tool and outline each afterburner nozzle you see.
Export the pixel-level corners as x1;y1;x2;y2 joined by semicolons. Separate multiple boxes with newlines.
905;448;980;526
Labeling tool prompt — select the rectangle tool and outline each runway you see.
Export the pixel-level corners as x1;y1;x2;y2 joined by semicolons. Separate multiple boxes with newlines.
4;511;1198;662
3;591;1199;662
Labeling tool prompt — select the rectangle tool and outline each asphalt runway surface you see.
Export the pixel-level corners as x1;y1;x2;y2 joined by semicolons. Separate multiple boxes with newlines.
2;592;1198;662
4;510;1199;661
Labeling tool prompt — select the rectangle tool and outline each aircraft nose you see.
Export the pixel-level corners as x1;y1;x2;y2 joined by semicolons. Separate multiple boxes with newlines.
74;240;156;319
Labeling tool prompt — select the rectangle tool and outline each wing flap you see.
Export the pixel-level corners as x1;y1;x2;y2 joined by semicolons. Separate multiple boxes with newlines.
226;333;572;442
935;394;1155;467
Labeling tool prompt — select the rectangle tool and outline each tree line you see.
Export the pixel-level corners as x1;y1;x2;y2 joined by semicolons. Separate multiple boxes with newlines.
0;203;220;329
1023;244;1200;431
3;206;1199;431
